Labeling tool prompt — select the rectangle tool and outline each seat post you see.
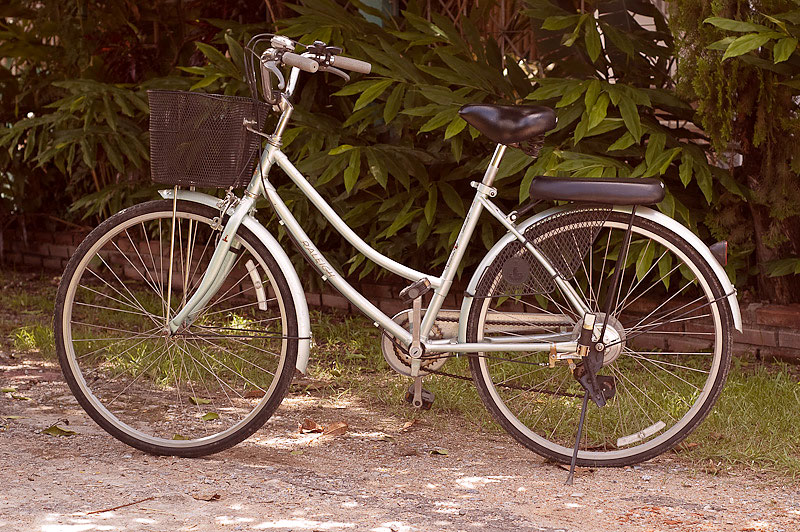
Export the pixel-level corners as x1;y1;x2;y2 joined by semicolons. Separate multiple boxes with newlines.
481;144;507;188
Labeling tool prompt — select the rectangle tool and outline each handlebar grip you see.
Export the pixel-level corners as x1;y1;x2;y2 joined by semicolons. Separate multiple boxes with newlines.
331;55;372;74
282;52;319;73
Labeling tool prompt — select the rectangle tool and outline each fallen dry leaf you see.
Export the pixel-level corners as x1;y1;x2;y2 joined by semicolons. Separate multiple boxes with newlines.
401;419;418;432
42;424;77;437
244;389;265;399
323;421;348;437
299;418;323;433
191;493;221;502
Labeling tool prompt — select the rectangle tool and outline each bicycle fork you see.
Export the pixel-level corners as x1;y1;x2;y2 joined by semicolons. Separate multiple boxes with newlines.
166;193;255;333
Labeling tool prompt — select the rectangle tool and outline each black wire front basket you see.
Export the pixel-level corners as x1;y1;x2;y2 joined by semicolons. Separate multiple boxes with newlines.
147;90;269;188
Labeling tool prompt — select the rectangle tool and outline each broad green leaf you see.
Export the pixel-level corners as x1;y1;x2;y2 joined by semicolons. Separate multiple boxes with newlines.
201;412;219;421
584;18;602;62
645;132;666;167
329;144;355;155
556;82;585;108
424;187;438;224
694;161;713;203
333;80;378;96
679;156;693;186
707;36;736;51
584;80;601;109
573;112;590;144
224;33;245;74
765;258;800;277
645;147;680;177
722;33;772;61
366;150;387;188
542;14;581;30
189;397;211;405
607;131;635;152
703;17;772;33
343;149;361;193
496;148;533;180
1;387;16;393
451;135;463;162
444;116;466;139
773;37;798;63
636;242;655;282
438;182;465;217
195;42;240;79
618;98;642;142
172;434;189;440
419;108;457;133
189;73;223;90
585;118;622;138
587;92;609;129
384;85;405;124
353;79;394;111
657;252;673;290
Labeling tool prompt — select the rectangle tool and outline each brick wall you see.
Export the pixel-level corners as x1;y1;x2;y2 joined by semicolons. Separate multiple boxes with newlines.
3;229;799;361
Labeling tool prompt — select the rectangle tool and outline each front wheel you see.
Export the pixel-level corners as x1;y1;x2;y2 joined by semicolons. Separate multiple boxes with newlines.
465;208;733;467
54;200;299;456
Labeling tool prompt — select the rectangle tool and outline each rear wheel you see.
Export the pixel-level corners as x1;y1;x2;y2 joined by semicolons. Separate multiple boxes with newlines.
466;209;732;466
54;200;298;456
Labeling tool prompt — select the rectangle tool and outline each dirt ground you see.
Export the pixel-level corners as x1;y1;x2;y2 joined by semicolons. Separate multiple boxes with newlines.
0;347;798;532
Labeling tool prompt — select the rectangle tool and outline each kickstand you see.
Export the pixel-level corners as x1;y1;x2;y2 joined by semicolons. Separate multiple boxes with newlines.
565;390;590;486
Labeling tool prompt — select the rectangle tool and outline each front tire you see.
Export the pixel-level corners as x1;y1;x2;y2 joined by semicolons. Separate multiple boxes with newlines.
54;200;299;456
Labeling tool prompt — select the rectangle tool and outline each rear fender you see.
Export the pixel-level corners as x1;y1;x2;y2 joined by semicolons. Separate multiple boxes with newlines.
458;205;742;341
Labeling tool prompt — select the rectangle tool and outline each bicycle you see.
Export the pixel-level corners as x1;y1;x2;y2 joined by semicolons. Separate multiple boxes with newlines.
54;35;742;472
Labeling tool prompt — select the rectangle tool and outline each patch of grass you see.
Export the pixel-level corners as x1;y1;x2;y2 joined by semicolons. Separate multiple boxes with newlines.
12;325;55;358
309;312;800;475
676;360;800;476
307;311;489;425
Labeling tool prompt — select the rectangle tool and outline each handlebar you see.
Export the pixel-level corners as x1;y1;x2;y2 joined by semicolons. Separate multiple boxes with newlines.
330;55;372;74
282;52;319;73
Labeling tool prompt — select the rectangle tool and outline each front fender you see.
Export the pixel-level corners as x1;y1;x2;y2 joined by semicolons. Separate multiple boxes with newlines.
159;189;312;373
458;205;742;341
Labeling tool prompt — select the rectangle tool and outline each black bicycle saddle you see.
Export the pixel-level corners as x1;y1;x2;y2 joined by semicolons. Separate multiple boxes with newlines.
458;104;557;145
529;176;666;205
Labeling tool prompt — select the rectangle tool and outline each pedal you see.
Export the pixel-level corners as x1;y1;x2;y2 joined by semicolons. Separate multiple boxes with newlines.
405;381;435;410
399;278;431;304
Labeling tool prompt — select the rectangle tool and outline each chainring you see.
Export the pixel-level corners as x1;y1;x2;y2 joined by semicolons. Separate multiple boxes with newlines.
380;309;451;377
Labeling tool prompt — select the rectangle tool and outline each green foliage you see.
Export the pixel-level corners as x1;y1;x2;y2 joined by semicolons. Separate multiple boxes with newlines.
0;1;265;224
671;1;800;300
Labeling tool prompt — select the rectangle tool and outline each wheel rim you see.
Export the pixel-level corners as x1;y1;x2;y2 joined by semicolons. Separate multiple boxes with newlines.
61;208;289;448
473;216;726;462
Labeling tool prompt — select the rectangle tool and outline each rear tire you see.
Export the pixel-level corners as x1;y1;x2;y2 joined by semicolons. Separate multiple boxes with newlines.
466;209;732;467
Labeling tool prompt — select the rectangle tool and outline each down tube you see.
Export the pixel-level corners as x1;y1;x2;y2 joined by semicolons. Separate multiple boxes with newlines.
260;180;413;345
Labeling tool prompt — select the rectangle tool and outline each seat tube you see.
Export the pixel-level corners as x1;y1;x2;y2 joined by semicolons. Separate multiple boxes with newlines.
421;144;507;335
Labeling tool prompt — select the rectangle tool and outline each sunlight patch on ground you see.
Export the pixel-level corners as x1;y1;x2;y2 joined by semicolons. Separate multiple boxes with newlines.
252;518;355;529
371;522;414;532
454;475;511;489
433;500;461;514
215;515;255;525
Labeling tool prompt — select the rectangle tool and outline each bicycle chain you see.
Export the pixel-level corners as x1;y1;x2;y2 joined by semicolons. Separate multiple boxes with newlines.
380;322;581;398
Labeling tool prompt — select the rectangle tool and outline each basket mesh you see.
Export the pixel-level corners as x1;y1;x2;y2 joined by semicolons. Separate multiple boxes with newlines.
148;90;269;188
476;206;611;298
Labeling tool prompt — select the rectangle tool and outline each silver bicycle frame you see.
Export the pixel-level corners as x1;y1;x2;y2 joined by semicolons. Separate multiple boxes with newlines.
168;84;588;354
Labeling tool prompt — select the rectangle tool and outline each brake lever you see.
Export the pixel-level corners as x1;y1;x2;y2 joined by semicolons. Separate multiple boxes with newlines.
319;65;350;82
265;59;285;90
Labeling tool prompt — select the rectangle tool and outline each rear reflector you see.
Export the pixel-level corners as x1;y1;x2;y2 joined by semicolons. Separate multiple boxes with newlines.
709;241;728;266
